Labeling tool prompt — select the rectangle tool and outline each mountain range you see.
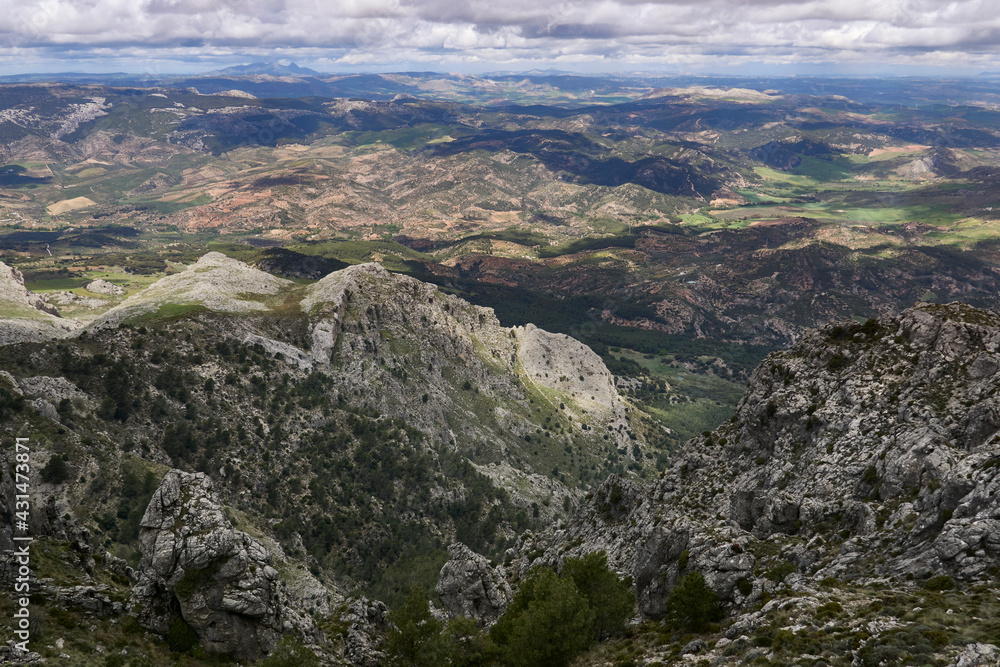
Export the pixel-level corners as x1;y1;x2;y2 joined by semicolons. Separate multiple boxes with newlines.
3;71;1000;665
1;252;1000;664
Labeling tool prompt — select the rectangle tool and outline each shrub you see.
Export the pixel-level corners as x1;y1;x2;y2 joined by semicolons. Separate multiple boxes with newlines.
764;560;797;582
383;588;448;667
862;465;879;485
0;385;24;419
561;551;635;640
664;572;721;632
771;628;796;650
827;352;850;371
260;636;321;667
442;616;499;667
923;575;955;591
40;455;70;484
174;559;224;599
815;600;844;621
491;567;595;667
858;625;941;667
166;617;199;654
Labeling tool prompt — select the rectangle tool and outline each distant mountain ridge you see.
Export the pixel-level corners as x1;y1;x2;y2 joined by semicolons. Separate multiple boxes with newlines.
201;62;322;77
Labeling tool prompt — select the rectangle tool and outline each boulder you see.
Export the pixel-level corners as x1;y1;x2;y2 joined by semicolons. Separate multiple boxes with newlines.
435;543;511;625
341;597;389;667
953;643;1000;667
85;279;126;296
129;470;287;660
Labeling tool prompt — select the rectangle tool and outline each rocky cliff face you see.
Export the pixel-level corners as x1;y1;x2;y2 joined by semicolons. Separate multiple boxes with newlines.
435;543;511;625
0;253;658;663
297;261;640;463
0;261;80;344
83;254;651;492
130;470;314;660
510;302;1000;616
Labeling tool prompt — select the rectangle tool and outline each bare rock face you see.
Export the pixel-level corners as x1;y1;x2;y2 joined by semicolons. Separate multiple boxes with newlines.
0;262;59;316
511;303;1000;619
953;643;1000;667
17;375;92;409
130;470;288;660
296;260;646;497
0;261;80;345
435;543;511;625
515;323;626;420
340;597;390;667
91;251;294;327
85;279;125;296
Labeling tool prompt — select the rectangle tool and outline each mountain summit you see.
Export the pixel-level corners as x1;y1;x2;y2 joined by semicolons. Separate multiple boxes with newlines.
203;62;322;77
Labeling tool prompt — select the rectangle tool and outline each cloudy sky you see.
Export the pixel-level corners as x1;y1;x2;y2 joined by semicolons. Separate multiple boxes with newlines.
0;0;997;75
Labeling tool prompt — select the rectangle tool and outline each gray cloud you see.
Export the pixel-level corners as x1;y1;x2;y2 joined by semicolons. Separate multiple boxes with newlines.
0;0;998;73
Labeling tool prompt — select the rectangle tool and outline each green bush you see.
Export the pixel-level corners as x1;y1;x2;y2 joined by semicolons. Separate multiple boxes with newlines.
814;600;844;621
40;455;70;484
561;551;635;640
442;616;499;667
922;574;955;591
383;555;632;667
174;558;224;599
664;572;722;632
858;625;941;667
166;617;199;654
827;352;850;371
763;560;797;582
260;636;321;667
383;588;448;667
491;567;595;667
383;588;499;666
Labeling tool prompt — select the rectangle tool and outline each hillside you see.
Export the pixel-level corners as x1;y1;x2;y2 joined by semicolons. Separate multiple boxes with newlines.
0;253;660;663
6;71;1000;664
500;301;1000;665
6;265;1000;664
6;77;1000;361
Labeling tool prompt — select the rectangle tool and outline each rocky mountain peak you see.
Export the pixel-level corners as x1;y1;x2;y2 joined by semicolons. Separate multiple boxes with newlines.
91;251;295;327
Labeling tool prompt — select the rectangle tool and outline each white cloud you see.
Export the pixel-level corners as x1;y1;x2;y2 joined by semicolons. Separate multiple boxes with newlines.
0;0;998;72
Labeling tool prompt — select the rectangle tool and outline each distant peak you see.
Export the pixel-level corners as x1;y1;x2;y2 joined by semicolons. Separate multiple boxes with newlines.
201;62;321;78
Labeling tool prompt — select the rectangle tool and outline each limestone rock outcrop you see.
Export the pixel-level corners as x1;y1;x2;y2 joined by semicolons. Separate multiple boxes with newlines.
340;597;390;667
510;303;1000;619
85;279;126;296
0;261;79;344
130;470;295;660
516;322;627;422
91;252;294;327
435;542;511;625
0;262;58;316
